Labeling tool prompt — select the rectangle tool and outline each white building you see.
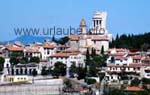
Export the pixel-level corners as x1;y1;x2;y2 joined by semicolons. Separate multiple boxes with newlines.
9;63;39;75
40;42;57;60
3;58;11;75
26;41;57;61
49;50;85;68
67;11;112;53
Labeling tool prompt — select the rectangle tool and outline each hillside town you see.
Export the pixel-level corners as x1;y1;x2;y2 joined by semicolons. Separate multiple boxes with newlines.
0;11;150;95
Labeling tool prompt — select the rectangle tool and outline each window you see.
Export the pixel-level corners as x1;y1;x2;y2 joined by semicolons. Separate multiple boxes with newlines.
25;69;27;74
6;64;9;68
47;51;50;54
110;67;112;70
111;76;113;79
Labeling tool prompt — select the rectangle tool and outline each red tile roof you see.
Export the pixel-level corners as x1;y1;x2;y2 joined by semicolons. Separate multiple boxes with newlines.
68;35;79;41
50;53;69;57
43;42;55;49
124;86;144;92
132;55;142;60
6;45;23;51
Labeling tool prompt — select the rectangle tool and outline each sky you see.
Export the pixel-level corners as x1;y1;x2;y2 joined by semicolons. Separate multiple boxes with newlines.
0;0;150;41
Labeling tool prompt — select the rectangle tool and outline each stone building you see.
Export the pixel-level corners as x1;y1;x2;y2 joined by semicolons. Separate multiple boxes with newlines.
67;11;112;53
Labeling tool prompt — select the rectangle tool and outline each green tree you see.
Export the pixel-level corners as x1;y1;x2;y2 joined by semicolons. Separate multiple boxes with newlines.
52;35;56;42
0;57;5;71
10;57;19;66
133;90;149;95
41;66;49;76
142;78;150;84
86;48;90;65
32;69;37;83
93;55;106;67
85;78;96;85
88;64;98;77
110;32;150;50
131;78;141;86
52;62;66;77
30;57;40;63
91;48;96;57
20;57;28;64
77;65;86;80
58;36;69;45
10;52;24;58
108;88;125;95
64;79;72;88
32;69;38;76
69;62;78;74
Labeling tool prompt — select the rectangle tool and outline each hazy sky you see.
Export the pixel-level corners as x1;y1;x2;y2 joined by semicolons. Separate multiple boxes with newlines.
0;0;150;41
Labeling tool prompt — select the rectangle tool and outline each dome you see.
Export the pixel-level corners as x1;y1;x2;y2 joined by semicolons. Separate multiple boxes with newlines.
80;18;86;26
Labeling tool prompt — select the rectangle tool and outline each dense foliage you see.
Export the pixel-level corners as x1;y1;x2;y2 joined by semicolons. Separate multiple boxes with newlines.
52;36;69;45
52;62;66;77
85;78;96;85
0;57;5;71
110;32;150;51
30;57;40;63
130;78;141;86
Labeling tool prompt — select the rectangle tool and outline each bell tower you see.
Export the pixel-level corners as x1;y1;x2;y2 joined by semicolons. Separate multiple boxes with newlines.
92;12;107;34
80;18;87;34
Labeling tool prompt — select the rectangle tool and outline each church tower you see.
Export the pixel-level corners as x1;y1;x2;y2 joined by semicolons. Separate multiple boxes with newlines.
80;18;87;34
91;12;107;34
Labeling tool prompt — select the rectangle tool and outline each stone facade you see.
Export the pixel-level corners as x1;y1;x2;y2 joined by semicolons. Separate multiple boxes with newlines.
68;11;112;53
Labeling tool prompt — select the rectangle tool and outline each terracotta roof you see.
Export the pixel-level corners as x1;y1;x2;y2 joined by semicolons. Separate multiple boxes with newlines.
68;35;79;41
107;48;128;54
110;53;125;56
62;49;81;55
124;86;144;92
68;35;109;41
132;56;142;60
83;45;93;48
43;42;55;49
128;63;142;67
50;53;69;57
90;35;109;41
6;45;23;51
142;57;150;61
128;52;138;56
69;52;81;55
40;59;48;62
26;49;40;53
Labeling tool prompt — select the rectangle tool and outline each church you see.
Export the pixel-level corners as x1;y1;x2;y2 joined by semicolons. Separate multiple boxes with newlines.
67;11;112;53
